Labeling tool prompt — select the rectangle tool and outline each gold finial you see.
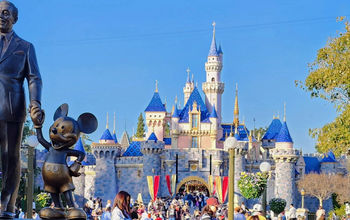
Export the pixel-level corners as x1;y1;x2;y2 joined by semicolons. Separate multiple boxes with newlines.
113;112;116;134
284;102;286;122
175;95;178;104
212;21;216;39
277;111;280;119
273;114;276;119
155;80;158;92
106;112;109;129
233;83;239;126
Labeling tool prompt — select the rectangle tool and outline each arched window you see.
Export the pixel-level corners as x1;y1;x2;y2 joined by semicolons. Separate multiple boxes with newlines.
211;77;215;82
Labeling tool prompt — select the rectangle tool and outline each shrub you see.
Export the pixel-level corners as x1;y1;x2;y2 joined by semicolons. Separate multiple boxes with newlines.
269;198;286;215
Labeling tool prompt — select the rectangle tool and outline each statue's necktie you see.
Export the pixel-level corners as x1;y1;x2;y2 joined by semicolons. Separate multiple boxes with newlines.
0;35;4;58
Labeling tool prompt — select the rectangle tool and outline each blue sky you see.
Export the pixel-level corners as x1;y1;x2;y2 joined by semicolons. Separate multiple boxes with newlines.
11;0;350;153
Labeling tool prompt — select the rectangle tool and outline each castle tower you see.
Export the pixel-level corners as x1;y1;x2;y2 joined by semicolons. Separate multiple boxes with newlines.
202;22;224;124
209;105;218;149
233;127;248;206
272;106;298;206
183;67;194;105
145;81;167;141
92;120;122;202
171;103;180;149
140;133;164;202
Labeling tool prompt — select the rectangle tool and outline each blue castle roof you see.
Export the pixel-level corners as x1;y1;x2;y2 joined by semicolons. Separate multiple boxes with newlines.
179;87;210;123
210;105;218;118
275;121;293;143
218;44;223;54
100;129;114;141
303;157;321;174
220;124;250;141
262;118;282;140
172;105;180;118
145;92;166;112
148;132;158;142
208;34;218;56
320;151;337;163
122;141;143;157
74;137;86;155
164;137;171;145
112;133;118;143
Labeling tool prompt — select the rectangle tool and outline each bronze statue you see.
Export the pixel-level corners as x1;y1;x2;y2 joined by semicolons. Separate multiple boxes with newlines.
0;1;43;218
31;104;98;219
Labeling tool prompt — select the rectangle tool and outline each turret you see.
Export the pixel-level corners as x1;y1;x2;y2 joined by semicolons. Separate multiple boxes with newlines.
320;151;338;174
145;81;167;141
92;118;122;202
171;103;180;149
202;22;224;123
141;133;164;202
272;104;298;206
183;68;194;104
209;105;218;149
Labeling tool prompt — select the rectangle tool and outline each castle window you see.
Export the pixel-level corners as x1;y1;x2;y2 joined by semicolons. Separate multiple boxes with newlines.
192;136;198;148
192;114;198;128
211;77;215;82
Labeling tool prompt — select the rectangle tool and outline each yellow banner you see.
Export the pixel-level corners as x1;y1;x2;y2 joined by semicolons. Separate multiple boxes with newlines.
147;176;154;201
208;175;213;195
171;174;176;195
215;176;222;204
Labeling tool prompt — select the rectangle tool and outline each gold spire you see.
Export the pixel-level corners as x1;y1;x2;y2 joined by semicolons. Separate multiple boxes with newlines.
175;95;178;104
155;80;158;92
233;83;239;126
106;112;109;129
284;102;286;122
113;112;116;134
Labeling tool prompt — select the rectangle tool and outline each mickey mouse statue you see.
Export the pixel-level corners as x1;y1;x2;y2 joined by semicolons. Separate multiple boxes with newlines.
31;103;98;219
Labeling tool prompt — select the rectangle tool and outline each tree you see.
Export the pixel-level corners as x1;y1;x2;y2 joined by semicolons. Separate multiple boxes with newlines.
332;174;350;205
81;133;92;153
135;113;145;138
252;126;267;140
297;173;337;206
296;17;350;156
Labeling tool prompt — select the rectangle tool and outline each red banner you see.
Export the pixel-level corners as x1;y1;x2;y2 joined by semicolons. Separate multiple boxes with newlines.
222;176;229;203
166;175;172;196
213;178;216;196
153;175;160;200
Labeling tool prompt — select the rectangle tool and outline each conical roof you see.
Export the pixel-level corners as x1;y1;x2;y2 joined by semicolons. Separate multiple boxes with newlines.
320;151;337;163
208;34;218;56
172;105;180;118
210;105;218;118
100;129;114;141
74;137;86;154
145;92;166;112
262;118;282;140
112;133;118;143
148;132;158;142
120;131;130;148
275;121;293;143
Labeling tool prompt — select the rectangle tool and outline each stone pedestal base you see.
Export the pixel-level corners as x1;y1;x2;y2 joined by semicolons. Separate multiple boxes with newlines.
296;208;309;220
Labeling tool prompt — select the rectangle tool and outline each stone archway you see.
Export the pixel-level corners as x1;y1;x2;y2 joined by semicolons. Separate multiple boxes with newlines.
176;176;209;194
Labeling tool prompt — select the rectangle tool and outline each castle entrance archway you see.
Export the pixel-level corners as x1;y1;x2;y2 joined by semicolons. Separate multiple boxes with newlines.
176;176;209;196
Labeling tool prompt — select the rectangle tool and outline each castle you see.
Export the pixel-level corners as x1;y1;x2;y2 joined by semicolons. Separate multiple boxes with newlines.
33;24;347;213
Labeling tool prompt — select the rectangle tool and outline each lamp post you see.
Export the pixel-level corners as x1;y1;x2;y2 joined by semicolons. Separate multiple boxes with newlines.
26;135;39;219
301;188;305;209
259;161;271;216
224;135;238;220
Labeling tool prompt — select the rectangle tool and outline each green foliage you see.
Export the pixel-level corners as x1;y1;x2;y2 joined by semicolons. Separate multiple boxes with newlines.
35;192;51;211
296;17;350;156
22;119;34;144
238;172;268;199
252;126;268;140
164;122;170;138
333;193;342;210
136;113;145;138
310;105;350;156
329;204;346;219
81;133;92;153
269;198;286;215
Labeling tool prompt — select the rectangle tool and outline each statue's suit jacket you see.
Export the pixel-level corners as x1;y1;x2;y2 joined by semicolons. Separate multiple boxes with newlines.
0;32;42;122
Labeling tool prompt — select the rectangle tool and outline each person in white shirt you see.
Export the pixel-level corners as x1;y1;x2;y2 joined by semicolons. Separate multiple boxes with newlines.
112;191;132;220
289;204;297;220
316;206;326;220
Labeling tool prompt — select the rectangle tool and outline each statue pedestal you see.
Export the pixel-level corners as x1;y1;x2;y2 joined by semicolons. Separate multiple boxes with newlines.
296;208;309;220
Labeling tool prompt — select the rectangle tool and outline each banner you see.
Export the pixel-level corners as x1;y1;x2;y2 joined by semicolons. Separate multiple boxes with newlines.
222;176;229;203
213;178;216;196
147;176;154;201
166;175;172;195
153;175;160;200
215;176;222;203
171;174;176;196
